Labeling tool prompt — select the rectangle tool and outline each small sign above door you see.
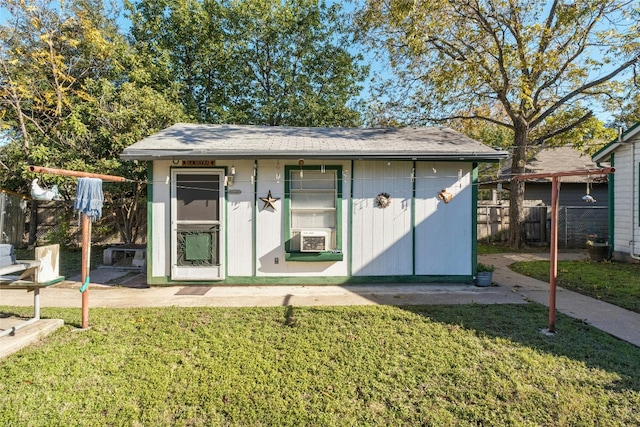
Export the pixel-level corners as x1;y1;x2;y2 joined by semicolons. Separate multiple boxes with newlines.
181;160;215;167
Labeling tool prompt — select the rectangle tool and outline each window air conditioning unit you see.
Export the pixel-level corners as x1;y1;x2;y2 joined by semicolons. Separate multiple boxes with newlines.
300;230;328;252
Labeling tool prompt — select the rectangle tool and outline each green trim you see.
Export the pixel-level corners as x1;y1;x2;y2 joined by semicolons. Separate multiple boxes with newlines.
471;163;478;273
253;160;258;277
411;161;416;276
593;137;617;160
44;276;65;286
146;274;473;286
146;161;153;281
285;252;344;262
283;165;342;258
593;121;640;161
609;154;615;257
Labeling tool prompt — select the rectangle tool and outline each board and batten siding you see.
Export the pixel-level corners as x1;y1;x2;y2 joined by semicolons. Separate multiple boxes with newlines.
148;159;475;282
225;160;255;276
150;160;255;279
150;161;171;279
415;162;472;275
254;159;350;277
351;160;414;276
613;141;639;255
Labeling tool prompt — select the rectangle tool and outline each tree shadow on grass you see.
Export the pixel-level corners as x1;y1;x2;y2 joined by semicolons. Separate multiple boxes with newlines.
402;303;640;393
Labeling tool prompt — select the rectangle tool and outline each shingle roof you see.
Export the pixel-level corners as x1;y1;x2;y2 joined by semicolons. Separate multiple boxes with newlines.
120;123;508;162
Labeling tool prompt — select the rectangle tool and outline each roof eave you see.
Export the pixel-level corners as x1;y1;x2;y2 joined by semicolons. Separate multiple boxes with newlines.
120;150;509;162
592;142;620;163
593;121;640;162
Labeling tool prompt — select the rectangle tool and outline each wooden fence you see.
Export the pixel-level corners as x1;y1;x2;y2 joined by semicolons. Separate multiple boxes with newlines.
24;200;146;247
478;203;608;249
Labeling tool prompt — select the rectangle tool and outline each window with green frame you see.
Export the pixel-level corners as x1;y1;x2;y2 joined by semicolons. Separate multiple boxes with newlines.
284;165;343;261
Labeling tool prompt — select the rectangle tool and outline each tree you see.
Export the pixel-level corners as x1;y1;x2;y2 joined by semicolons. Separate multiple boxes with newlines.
356;0;640;247
0;0;187;244
126;0;369;126
611;88;640;129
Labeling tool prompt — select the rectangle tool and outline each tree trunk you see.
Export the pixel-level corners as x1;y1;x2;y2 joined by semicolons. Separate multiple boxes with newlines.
508;124;529;248
114;182;145;245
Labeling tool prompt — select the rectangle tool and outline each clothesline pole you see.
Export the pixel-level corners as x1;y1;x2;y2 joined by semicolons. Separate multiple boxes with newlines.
513;167;614;333
81;214;91;329
28;166;119;330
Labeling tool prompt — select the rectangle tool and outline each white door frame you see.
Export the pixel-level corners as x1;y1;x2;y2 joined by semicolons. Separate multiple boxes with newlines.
170;168;225;280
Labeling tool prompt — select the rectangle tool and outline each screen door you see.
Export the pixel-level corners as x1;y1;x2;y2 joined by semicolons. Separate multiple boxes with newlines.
171;169;224;280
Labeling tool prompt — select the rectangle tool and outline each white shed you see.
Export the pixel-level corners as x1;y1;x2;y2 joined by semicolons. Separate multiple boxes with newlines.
592;123;640;262
121;123;507;285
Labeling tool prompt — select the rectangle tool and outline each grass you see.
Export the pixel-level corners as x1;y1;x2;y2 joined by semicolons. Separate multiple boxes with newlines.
1;304;640;426
478;242;549;255
510;260;640;314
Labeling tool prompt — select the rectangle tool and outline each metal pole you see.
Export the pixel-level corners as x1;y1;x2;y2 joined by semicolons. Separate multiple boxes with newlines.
549;176;559;333
81;213;91;329
28;165;130;182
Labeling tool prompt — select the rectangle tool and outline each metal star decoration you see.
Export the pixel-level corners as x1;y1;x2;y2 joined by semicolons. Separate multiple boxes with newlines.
260;190;280;211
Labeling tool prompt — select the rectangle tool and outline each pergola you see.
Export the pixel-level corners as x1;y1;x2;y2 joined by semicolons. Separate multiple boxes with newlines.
513;167;615;333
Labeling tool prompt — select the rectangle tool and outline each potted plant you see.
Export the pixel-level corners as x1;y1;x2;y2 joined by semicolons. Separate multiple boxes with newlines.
586;234;610;262
475;263;495;287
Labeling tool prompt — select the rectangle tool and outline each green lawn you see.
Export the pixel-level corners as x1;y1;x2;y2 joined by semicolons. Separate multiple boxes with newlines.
478;243;549;255
510;260;640;314
1;304;640;426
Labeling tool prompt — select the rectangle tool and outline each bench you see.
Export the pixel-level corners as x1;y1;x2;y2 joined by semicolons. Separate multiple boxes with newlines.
0;245;64;337
103;245;146;268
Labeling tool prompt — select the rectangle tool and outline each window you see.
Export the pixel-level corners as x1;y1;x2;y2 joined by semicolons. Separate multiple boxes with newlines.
284;165;342;261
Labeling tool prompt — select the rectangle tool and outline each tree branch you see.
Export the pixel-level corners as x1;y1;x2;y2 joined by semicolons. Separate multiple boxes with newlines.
530;110;594;145
427;113;512;129
531;54;640;128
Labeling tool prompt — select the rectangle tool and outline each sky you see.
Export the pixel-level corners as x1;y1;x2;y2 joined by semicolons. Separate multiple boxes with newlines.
1;0;634;127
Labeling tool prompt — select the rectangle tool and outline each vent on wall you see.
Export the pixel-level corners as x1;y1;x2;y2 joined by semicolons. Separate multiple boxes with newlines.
300;230;328;252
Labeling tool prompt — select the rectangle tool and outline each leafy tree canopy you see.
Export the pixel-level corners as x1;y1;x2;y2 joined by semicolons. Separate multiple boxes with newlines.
126;0;369;126
355;0;639;246
0;0;187;243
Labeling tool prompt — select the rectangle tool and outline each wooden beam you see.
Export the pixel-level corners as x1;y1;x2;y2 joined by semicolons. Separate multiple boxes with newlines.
513;167;615;181
28;165;132;182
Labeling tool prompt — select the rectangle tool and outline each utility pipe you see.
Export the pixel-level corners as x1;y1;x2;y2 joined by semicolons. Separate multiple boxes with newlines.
513;167;614;333
630;144;640;260
549;176;559;332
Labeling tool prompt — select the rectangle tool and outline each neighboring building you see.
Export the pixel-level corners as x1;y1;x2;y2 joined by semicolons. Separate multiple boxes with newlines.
121;123;507;285
479;145;609;247
592;124;640;261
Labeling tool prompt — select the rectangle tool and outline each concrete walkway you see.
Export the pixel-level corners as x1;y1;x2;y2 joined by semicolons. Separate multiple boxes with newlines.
2;252;640;358
482;252;640;348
